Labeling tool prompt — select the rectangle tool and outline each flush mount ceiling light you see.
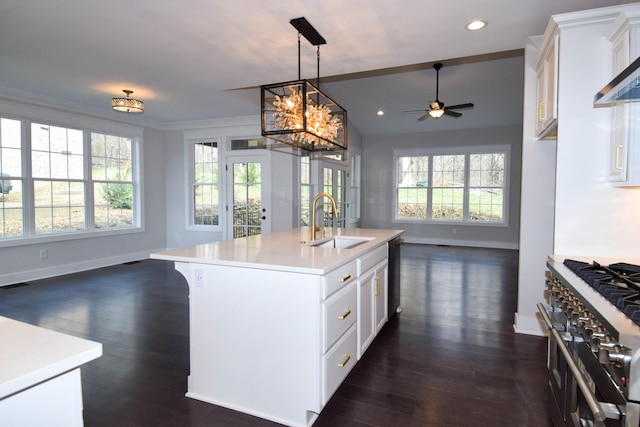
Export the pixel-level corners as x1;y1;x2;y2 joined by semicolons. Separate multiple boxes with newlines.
112;89;144;113
261;17;347;152
466;20;487;31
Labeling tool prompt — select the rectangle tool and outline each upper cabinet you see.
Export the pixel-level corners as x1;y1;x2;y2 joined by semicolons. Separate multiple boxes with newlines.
607;11;640;186
535;29;559;139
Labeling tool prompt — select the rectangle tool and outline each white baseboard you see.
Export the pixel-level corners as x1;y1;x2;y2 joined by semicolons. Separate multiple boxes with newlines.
513;312;546;337
0;248;166;287
401;236;519;250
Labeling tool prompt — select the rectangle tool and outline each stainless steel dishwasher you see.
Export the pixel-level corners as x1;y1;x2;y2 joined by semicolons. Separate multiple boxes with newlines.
387;236;402;318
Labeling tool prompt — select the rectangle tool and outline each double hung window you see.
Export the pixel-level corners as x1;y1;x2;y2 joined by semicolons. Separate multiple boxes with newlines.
0;115;140;242
395;146;508;224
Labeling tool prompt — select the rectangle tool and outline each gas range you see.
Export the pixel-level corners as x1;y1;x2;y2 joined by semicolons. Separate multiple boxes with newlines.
547;259;640;352
540;258;640;427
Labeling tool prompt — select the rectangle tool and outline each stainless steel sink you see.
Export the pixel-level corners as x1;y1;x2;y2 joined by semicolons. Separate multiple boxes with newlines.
305;236;374;249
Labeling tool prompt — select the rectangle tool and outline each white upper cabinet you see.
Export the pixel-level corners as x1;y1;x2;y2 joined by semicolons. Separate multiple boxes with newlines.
535;30;559;139
607;11;640;186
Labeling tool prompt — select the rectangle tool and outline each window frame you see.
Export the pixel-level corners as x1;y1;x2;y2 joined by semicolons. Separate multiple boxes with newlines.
393;144;510;226
185;138;222;232
0;103;143;248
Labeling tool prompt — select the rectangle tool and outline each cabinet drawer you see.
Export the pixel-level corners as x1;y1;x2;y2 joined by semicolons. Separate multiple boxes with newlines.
323;260;357;299
323;323;357;405
322;283;357;353
357;244;387;276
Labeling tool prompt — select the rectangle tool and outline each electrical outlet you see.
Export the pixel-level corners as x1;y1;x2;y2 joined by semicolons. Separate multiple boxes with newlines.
39;249;48;260
195;268;205;288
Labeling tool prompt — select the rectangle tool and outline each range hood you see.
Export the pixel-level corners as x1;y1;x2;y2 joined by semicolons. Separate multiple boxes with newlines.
595;56;640;106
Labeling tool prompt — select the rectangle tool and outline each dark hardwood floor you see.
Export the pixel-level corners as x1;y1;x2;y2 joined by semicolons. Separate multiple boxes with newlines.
0;244;551;427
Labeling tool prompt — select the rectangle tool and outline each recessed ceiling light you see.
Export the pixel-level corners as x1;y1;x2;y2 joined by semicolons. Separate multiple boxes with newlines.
377;110;384;116
466;20;487;31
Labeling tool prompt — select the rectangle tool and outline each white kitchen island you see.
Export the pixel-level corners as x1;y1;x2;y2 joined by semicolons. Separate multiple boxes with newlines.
151;227;403;427
0;316;102;427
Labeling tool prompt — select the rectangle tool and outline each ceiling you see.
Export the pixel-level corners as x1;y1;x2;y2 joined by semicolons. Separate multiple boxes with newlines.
0;0;628;136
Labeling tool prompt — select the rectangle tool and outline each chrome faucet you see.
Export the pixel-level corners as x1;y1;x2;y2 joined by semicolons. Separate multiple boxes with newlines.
310;192;338;241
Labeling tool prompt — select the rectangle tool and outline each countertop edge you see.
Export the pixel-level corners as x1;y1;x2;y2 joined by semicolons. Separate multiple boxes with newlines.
0;316;103;399
151;228;403;275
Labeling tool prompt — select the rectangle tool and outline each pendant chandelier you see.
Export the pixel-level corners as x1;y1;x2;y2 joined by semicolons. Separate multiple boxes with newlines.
261;17;347;152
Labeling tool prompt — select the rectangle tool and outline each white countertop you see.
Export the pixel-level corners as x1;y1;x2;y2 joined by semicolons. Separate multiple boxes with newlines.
0;316;102;399
151;227;403;274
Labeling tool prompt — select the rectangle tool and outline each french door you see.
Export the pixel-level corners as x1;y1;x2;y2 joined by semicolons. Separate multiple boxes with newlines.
226;154;270;239
319;161;348;228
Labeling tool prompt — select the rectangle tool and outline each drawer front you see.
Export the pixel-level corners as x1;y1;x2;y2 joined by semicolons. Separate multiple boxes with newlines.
323;283;357;353
323;324;357;405
323;260;357;299
357;244;387;276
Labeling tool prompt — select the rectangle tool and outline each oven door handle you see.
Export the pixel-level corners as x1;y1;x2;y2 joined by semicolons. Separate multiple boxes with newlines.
549;327;607;423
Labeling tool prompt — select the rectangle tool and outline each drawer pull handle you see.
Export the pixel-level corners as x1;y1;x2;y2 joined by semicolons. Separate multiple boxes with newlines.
338;354;351;367
375;276;380;296
338;309;351;320
339;274;351;283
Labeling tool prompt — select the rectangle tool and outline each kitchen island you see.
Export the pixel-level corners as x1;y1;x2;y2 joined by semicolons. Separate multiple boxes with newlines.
151;227;403;427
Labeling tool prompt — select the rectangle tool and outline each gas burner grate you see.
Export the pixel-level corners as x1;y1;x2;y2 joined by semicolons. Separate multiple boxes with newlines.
563;259;640;327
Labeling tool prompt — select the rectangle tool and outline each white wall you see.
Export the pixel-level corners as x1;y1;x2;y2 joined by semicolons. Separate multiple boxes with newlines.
515;39;557;336
360;126;523;249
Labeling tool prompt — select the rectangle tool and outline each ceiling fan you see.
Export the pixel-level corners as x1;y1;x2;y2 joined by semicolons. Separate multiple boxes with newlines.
404;63;474;121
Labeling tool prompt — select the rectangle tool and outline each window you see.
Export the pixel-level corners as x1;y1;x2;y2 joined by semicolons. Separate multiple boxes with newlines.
0;118;23;238
0;114;140;243
395;147;508;224
432;154;465;220
193;141;219;226
32;123;85;233
91;132;134;229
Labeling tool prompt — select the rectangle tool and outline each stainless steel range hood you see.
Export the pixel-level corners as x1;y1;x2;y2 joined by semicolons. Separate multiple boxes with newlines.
594;56;640;106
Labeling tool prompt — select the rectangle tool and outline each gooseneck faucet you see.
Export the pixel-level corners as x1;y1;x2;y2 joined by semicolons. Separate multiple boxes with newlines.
310;192;338;241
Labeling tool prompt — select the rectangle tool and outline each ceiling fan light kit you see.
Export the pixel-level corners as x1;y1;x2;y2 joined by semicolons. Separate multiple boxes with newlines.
405;62;474;122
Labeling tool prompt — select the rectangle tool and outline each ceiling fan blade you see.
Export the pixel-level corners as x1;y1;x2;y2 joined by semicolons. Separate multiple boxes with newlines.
400;109;428;114
443;110;462;117
417;113;430;122
445;103;474;110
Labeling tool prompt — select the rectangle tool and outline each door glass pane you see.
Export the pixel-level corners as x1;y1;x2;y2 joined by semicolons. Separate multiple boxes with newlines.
232;161;262;238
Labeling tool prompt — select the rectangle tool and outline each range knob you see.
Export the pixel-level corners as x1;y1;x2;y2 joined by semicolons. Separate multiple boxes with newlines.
575;315;593;334
584;325;604;341
598;342;630;367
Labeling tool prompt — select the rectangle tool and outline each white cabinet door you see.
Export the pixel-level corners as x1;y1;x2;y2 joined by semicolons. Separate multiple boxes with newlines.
608;18;640;186
357;259;389;359
373;260;388;334
535;33;559;139
357;269;375;359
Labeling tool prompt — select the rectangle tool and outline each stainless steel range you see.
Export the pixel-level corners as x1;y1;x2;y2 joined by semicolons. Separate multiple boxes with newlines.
539;258;640;427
